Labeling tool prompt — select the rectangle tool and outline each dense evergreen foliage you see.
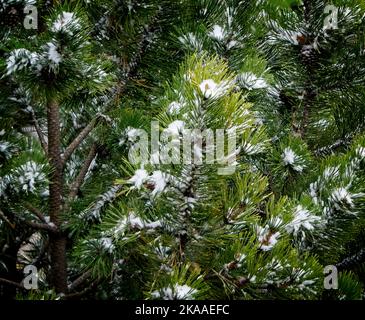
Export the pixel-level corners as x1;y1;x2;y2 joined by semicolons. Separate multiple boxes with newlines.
0;0;364;300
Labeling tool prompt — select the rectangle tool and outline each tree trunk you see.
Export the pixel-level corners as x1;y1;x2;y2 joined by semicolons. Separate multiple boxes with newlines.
47;98;67;294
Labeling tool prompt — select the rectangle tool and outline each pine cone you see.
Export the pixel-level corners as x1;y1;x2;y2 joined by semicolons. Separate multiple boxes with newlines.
300;44;318;70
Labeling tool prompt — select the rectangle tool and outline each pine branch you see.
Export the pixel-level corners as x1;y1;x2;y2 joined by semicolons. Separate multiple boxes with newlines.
176;166;198;263
113;6;164;104
31;109;48;155
19;217;58;233
125;6;164;79
63;143;98;214
68;143;98;201
23;202;47;223
314;133;354;156
31;238;49;268
336;249;365;271
64;279;98;300
68;270;92;292
0;277;24;290
0;208;15;229
61;118;98;168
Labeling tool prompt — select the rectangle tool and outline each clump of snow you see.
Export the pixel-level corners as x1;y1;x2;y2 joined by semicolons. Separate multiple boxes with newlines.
282;148;295;165
47;42;62;66
129;169;149;189
100;237;114;253
119;127;144;146
127;127;143;143
48;222;56;228
0;141;12;157
208;23;238;49
174;284;197;299
227;40;238;49
237;72;268;90
285;205;321;236
282;147;304;172
128;169;169;197
151;284;197;300
199;79;230;99
149;170;167;196
257;226;280;251
209;25;226;41
166;120;185;136
51;11;81;35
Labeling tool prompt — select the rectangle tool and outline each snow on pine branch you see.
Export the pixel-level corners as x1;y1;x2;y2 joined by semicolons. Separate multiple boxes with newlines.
282;147;305;173
51;12;81;36
6;49;39;75
80;185;123;222
47;42;62;65
285;205;322;239
109;211;163;239
237;72;269;91
0;160;48;196
199;79;231;99
128;169;169;197
178;33;203;52
306;144;365;226
256;225;280;251
208;25;238;49
6;43;62;75
0;140;14;160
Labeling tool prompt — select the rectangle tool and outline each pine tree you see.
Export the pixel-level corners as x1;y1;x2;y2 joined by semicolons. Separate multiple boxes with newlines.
0;0;364;300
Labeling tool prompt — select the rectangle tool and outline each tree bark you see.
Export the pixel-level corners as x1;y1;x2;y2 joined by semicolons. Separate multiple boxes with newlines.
47;98;68;294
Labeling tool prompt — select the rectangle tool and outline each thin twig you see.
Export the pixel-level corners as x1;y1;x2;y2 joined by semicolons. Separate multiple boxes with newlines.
0;208;15;229
31;238;49;268
61;118;98;168
19;217;58;233
64;279;98;300
68;270;92;292
68;143;98;201
0;277;24;289
31;110;48;155
23;202;47;223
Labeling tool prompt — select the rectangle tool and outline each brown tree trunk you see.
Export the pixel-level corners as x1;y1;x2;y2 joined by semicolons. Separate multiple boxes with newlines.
47;98;67;294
